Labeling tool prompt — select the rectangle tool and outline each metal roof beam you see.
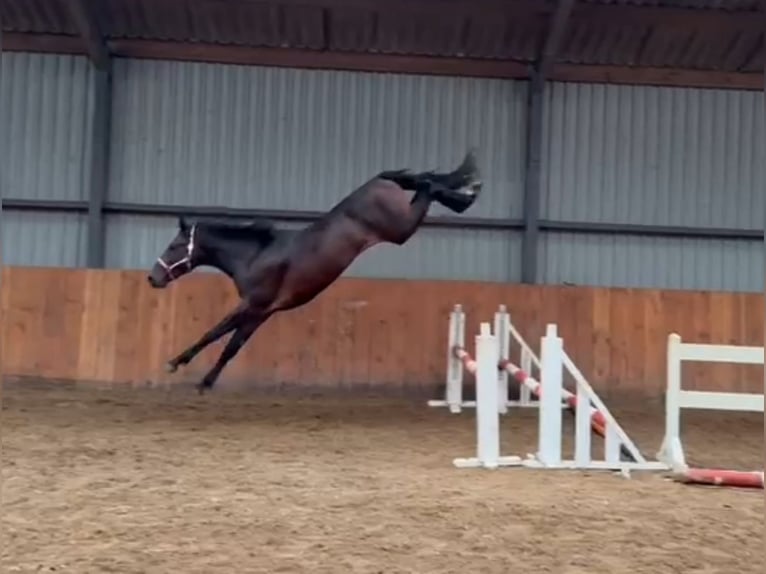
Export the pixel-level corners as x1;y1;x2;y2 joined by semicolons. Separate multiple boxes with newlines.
737;34;764;71
4;34;762;90
1;33;85;54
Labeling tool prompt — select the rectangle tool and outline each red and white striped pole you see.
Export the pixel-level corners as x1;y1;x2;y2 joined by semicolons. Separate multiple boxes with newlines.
673;468;764;489
499;359;609;440
453;346;477;375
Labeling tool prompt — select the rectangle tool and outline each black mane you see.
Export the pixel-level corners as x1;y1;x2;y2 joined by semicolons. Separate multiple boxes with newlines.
197;218;277;242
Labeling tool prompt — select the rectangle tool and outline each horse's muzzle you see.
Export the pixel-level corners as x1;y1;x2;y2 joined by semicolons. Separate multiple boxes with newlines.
147;274;168;289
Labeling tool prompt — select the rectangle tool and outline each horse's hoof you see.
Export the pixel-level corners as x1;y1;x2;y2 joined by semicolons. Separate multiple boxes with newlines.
165;362;178;374
196;382;211;395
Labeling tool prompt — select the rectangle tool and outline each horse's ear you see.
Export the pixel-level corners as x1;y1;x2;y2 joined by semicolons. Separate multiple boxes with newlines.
178;216;189;233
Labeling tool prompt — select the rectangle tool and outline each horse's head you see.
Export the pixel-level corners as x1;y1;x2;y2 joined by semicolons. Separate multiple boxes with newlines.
148;216;199;289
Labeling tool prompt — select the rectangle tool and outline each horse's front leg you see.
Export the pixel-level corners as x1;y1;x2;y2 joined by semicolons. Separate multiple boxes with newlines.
196;313;270;394
165;302;249;373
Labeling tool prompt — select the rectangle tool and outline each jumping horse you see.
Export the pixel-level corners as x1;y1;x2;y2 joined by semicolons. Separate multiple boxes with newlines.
147;151;483;393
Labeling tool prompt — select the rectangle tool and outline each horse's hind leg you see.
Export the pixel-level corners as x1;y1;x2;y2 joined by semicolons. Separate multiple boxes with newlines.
165;303;248;373
196;313;270;394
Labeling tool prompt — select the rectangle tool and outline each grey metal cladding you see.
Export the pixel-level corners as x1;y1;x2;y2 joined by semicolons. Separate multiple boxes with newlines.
345;228;521;281
539;232;764;292
108;59;527;219
1;52;94;201
542;82;764;230
2;211;88;267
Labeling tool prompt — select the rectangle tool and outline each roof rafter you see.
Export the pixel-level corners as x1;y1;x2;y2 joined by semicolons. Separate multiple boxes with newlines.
537;0;576;79
4;33;762;90
231;0;762;32
572;2;761;32
737;34;764;71
61;0;110;69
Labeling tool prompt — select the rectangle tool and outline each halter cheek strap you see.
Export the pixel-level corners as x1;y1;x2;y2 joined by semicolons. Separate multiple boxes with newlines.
156;224;196;280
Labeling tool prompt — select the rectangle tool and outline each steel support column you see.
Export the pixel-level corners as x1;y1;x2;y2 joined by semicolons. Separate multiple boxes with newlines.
1;22;4;271
86;63;112;267
520;0;575;284
63;0;113;268
520;73;545;283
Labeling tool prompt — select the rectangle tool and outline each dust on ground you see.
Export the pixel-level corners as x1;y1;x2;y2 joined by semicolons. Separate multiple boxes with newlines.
2;380;763;574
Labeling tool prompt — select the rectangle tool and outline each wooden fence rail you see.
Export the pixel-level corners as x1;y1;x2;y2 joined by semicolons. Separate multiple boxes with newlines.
1;266;762;398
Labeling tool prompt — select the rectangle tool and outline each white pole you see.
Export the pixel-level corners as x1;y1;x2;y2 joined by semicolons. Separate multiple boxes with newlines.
475;322;500;468
657;333;686;469
574;386;591;467
494;305;510;415
538;323;563;467
446;305;465;413
604;424;620;464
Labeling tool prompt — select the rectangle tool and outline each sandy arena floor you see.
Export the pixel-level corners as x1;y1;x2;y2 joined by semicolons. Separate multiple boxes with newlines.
2;380;763;574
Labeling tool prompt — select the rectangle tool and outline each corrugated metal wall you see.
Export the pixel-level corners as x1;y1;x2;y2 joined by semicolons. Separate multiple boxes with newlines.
539;232;763;292
3;212;88;267
345;228;518;281
110;60;528;217
1;52;94;266
3;54;762;291
542;82;764;228
107;59;527;281
540;82;764;292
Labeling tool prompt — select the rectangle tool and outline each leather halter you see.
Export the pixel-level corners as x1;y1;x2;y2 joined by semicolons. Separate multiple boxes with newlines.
156;224;196;280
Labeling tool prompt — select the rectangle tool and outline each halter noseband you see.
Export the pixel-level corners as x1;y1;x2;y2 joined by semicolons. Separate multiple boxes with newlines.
156;224;196;280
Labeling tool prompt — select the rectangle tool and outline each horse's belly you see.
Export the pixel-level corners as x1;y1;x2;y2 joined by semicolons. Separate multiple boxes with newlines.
295;244;370;289
274;240;378;310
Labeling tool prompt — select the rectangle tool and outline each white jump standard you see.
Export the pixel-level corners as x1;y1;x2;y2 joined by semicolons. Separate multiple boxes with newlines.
430;303;615;452
450;323;524;468
657;333;764;489
451;317;667;473
428;304;542;414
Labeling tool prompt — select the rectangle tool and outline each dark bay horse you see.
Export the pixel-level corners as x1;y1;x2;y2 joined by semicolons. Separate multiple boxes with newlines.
147;151;483;393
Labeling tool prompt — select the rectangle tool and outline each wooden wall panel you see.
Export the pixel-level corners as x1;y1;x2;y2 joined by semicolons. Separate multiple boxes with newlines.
1;266;763;398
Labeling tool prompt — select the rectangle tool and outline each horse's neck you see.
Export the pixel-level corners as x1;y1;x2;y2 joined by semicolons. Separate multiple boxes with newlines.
202;231;291;291
202;243;251;289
